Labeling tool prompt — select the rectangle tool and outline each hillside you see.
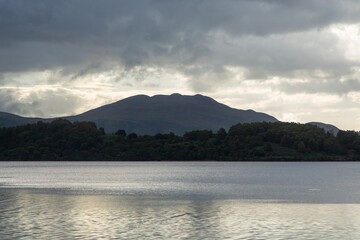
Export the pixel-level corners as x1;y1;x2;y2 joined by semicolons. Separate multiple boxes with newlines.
307;122;340;136
67;93;278;134
0;112;41;128
0;93;278;135
1;120;358;161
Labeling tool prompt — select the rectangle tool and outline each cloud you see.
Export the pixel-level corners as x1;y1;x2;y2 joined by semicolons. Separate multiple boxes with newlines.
1;0;360;75
278;78;360;95
0;88;84;117
1;1;360;128
2;1;360;43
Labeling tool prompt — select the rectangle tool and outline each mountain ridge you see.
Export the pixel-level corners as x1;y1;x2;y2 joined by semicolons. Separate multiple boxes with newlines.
67;93;278;134
307;122;340;136
0;93;278;135
0;94;344;135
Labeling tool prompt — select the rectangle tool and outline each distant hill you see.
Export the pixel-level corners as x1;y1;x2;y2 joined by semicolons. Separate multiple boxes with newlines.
0;93;278;135
307;122;340;136
0;112;41;127
68;93;278;134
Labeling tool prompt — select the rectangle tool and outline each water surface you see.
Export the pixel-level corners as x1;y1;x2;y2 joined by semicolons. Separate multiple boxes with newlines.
1;161;360;239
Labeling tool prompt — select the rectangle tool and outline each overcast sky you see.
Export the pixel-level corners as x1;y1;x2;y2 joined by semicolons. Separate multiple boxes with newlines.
1;0;360;130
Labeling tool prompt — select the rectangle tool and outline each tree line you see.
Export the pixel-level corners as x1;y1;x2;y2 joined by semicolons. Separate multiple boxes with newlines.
0;119;359;161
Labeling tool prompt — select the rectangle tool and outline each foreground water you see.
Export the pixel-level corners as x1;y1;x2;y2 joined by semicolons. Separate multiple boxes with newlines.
1;162;360;239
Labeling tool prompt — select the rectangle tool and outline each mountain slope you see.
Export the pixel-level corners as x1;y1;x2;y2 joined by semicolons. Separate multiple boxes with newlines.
307;122;340;136
68;93;277;134
0;93;278;135
0;112;42;127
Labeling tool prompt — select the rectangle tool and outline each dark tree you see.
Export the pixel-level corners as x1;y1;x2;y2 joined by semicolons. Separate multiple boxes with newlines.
115;129;127;137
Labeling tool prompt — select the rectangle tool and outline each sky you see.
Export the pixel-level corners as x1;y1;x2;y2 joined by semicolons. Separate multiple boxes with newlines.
1;0;360;130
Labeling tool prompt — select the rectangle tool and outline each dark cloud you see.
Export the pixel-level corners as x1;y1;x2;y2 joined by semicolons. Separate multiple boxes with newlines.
0;0;360;94
2;0;360;43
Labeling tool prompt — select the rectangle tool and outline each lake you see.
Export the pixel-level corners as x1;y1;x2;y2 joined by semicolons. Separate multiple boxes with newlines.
1;161;360;239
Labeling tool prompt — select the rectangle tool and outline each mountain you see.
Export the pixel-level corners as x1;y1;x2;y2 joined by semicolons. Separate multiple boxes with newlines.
0;112;41;127
0;93;278;135
67;93;278;134
307;122;340;136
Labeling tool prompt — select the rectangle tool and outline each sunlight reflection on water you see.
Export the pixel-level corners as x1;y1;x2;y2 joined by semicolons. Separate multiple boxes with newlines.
1;190;360;239
1;161;360;239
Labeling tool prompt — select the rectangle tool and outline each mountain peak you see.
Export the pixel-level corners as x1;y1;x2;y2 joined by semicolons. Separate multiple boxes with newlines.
69;93;278;134
0;93;278;135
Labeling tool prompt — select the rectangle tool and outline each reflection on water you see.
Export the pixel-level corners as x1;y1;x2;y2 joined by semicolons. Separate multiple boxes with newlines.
1;162;360;239
1;189;360;239
1;161;360;203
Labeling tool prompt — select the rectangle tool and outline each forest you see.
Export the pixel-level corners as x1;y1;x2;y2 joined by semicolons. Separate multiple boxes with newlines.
0;119;360;161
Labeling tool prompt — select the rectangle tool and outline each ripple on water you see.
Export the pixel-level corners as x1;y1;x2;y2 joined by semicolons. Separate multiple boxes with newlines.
1;162;360;239
0;191;360;239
